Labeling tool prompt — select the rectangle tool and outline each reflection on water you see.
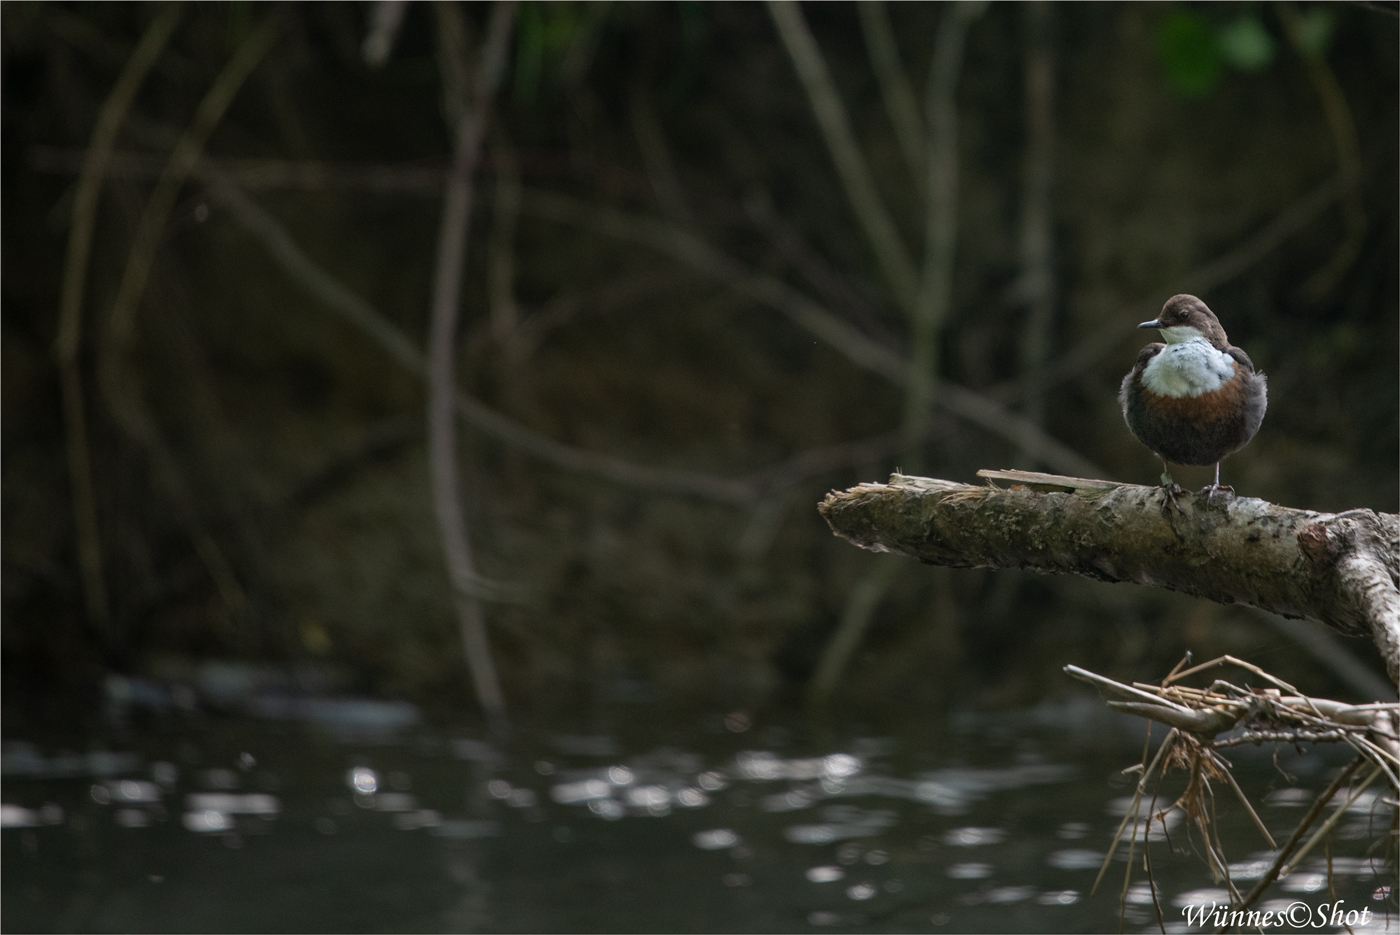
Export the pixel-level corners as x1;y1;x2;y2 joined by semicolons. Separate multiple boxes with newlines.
2;689;1396;933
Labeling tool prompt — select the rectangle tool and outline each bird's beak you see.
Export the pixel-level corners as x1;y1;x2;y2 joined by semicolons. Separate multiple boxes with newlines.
1137;319;1163;330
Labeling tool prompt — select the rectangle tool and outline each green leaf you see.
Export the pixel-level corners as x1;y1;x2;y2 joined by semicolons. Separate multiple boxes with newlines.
1216;15;1275;72
1158;11;1221;99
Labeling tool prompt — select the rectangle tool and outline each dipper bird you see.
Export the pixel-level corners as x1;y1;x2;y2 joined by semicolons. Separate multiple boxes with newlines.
1119;294;1267;510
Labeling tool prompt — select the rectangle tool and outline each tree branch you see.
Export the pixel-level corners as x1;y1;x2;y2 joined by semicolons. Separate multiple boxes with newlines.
362;0;409;69
630;83;694;224
37;145;1347;418
41;140;1110;485
55;5;182;632
427;0;515;729
1276;1;1366;301
904;0;983;446
96;11;281;625
818;470;1400;685
197;167;758;503
520;189;1105;479
1253;610;1396;702
1014;1;1055;453
768;0;919;313
858;2;924;194
812;1;985;707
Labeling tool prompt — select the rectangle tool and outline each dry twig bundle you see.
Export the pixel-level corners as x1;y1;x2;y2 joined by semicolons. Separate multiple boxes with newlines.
1067;655;1398;928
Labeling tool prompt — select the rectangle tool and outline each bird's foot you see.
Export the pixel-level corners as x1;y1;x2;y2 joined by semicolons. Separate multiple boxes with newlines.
1159;474;1186;515
1200;482;1235;506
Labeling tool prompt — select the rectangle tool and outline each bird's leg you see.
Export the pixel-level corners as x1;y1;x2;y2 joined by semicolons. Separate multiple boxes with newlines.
1158;458;1185;515
1200;461;1235;504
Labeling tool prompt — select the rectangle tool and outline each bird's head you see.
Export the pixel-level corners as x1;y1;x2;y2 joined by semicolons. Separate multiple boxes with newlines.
1138;294;1228;348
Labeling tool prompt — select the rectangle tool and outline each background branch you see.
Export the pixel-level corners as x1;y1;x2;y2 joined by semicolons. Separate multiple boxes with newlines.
768;0;919;313
32;146;1350;414
487;129;522;344
36;146;1351;482
521;190;1105;479
630;83;694;224
427;0;516;730
54;5;181;634
904;1;984;448
1014;1;1056;458
813;2;984;707
1277;1;1366;300
96;10;282;625
1254;610;1396;702
362;0;409;69
202;166;957;506
199;168;750;503
858;2;924;195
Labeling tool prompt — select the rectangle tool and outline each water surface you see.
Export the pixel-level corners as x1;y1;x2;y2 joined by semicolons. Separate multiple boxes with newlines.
3;681;1395;933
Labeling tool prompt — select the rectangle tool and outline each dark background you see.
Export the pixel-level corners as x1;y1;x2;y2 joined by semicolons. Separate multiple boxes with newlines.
4;1;1396;737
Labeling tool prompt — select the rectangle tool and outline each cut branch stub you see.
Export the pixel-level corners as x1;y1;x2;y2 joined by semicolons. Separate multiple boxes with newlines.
818;472;1400;685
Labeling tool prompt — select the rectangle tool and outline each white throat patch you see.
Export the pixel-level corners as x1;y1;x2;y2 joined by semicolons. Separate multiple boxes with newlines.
1141;336;1236;398
1158;324;1204;345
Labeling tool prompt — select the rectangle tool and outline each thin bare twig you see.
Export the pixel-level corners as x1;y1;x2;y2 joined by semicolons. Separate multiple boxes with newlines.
199;169;424;373
1069;658;1396;921
1226;758;1365;919
630;84;693;223
811;1;987;708
1280;764;1384;879
427;0;516;729
55;4;182;633
1014;1;1056;461
42;141;1345;436
521;190;1106;479
362;0;409;68
1094;728;1179;895
28;145;449;193
1144;808;1167;934
1066;664;1198;712
1276;2;1366;300
1252;610;1396;702
1214;728;1351;746
904;0;985;446
200;169;751;503
768;0;919;313
509;270;680;358
1210;749;1276;849
98;10;282;622
100;11;281;374
805;553;902;706
488;129;522;342
743;191;897;347
858;2;924;193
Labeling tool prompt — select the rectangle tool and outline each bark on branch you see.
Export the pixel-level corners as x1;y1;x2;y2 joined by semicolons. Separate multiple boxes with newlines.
818;470;1400;686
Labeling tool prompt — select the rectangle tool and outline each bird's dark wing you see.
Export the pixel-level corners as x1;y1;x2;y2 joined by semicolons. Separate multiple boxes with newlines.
1225;345;1255;373
1119;343;1165;415
1134;343;1165;368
